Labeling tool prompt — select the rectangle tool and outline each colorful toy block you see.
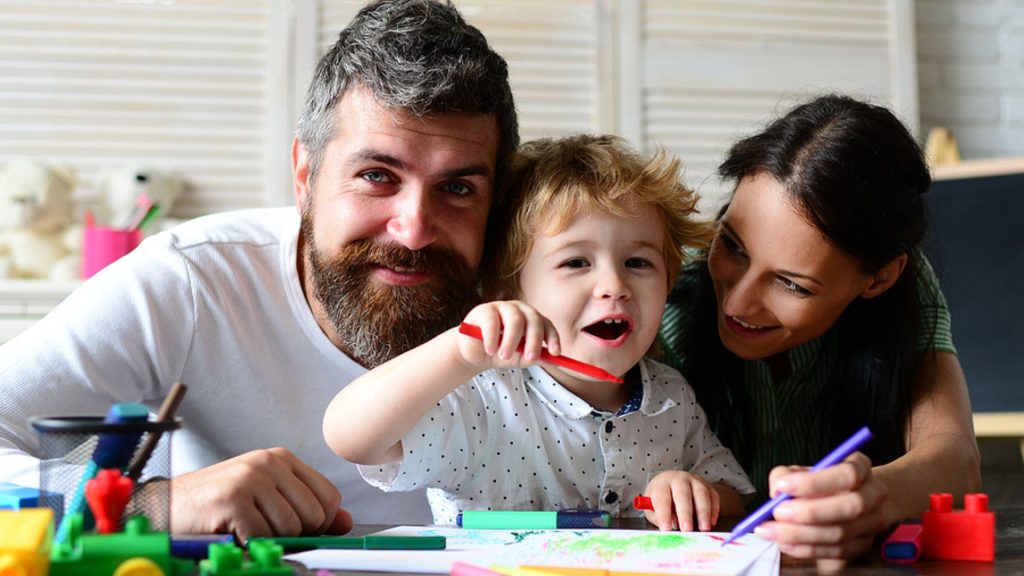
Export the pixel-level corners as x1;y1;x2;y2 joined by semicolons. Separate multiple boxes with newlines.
199;540;293;576
50;512;194;576
0;508;53;576
921;492;995;562
0;482;61;511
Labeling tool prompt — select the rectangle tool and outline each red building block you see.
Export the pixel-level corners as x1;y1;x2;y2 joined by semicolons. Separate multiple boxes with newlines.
921;492;995;562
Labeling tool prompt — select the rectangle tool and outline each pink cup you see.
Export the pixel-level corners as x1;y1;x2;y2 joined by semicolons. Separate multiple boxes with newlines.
82;226;142;278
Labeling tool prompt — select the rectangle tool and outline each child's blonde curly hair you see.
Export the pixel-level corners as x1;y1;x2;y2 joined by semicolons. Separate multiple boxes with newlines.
482;134;713;299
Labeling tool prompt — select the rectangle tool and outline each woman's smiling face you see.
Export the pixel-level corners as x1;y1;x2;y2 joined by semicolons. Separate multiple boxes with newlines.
708;172;878;360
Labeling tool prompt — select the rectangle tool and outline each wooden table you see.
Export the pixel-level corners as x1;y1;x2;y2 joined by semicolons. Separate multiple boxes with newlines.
299;506;1024;575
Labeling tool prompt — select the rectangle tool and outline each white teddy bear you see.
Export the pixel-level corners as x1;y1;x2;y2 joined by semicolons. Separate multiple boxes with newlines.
93;167;184;231
0;160;81;280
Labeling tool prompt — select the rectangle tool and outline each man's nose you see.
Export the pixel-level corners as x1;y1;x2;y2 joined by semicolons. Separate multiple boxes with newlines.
386;190;438;251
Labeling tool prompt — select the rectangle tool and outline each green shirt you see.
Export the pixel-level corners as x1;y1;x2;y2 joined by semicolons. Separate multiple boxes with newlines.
657;255;956;503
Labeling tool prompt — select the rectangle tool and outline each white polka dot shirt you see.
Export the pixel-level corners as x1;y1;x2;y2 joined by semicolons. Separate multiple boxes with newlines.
358;358;755;526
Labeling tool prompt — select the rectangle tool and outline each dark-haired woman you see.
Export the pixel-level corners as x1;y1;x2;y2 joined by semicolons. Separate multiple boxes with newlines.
658;94;980;559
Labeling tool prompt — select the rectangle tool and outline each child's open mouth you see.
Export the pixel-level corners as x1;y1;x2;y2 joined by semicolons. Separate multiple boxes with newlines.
583;318;631;341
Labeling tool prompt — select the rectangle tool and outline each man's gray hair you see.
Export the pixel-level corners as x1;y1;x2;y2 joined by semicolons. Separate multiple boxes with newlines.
296;0;519;181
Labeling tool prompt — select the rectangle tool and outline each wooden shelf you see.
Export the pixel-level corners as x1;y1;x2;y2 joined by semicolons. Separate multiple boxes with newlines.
932;157;1024;181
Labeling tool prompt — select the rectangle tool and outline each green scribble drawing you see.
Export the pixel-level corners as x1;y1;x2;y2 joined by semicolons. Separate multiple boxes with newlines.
510;530;550;544
529;532;699;563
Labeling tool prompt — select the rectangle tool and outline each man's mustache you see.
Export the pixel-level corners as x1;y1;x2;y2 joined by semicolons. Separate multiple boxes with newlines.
338;239;473;281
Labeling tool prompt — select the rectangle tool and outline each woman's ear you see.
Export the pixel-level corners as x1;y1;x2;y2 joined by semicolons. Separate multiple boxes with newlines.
860;253;908;299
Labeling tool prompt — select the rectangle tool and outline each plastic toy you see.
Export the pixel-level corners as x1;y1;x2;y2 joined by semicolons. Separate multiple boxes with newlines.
50;512;194;576
199;540;293;576
0;483;61;511
85;469;135;534
0;508;53;576
921;492;995;562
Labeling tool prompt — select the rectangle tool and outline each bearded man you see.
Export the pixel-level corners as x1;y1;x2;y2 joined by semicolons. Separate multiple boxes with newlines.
0;0;517;541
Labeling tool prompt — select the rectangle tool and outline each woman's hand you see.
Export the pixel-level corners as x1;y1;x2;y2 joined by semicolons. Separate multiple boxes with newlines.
754;452;889;559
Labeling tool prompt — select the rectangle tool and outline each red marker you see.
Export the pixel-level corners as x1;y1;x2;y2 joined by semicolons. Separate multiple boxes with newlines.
458;323;624;384
633;495;653;510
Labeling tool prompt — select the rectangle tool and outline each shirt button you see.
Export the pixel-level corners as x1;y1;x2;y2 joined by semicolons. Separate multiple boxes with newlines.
604;491;618;504
605;421;614;433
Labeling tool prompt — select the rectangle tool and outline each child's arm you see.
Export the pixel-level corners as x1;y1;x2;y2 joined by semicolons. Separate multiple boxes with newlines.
322;300;559;466
641;472;745;532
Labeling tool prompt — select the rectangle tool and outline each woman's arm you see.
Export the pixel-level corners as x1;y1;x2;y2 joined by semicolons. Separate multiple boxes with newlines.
756;351;980;559
875;350;981;522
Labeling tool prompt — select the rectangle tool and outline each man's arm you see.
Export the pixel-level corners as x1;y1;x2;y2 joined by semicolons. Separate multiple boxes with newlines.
0;236;351;541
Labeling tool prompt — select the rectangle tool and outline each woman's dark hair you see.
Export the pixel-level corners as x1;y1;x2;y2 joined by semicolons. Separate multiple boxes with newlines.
685;94;933;468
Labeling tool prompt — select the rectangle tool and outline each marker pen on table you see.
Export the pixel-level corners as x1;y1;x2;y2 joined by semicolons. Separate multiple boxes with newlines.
457;509;611;529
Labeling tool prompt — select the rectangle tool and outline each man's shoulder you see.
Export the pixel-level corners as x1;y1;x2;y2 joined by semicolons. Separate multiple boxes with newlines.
160;207;298;251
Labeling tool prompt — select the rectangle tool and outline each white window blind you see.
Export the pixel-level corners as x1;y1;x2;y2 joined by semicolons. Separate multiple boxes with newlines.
634;0;916;210
0;0;272;218
0;0;915;219
315;0;606;143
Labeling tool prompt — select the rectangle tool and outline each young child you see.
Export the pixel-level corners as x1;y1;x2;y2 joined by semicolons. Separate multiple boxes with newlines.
323;135;754;531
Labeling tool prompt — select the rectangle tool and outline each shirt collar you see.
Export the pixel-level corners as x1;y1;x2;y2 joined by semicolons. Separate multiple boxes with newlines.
523;359;678;420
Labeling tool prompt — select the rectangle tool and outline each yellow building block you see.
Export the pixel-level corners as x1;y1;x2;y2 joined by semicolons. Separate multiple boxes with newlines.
0;508;54;576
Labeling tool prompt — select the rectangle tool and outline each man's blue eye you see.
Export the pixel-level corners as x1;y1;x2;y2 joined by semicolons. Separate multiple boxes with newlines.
363;171;389;183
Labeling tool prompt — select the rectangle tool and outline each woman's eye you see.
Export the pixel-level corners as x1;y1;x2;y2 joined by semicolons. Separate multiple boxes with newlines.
718;232;744;255
779;277;811;296
443;181;472;197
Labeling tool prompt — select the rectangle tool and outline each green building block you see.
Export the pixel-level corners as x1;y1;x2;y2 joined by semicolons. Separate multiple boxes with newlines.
50;513;193;576
199;540;292;576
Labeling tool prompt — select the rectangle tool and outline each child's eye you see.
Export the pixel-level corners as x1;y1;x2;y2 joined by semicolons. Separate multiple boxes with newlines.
778;276;811;296
625;257;652;269
561;258;590;269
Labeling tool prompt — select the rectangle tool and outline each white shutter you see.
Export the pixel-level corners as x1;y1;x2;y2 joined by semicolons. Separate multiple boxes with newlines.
314;0;604;143
0;0;272;218
633;0;916;210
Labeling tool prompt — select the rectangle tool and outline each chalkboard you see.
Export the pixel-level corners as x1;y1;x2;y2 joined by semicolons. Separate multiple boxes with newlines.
925;171;1024;413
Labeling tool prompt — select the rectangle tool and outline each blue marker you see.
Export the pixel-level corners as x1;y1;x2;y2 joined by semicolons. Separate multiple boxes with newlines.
55;403;150;543
722;426;873;546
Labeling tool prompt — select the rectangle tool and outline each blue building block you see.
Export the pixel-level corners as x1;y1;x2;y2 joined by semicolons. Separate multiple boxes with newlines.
0;483;61;511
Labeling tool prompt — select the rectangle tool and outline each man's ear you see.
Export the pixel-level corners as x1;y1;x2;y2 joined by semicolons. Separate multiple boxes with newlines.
292;137;312;209
861;253;908;299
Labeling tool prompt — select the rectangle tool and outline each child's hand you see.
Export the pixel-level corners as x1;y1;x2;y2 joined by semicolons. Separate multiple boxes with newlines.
642;471;720;532
458;301;560;370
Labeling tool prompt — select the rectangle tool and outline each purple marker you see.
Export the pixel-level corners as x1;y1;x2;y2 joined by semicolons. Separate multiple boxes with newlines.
721;426;873;546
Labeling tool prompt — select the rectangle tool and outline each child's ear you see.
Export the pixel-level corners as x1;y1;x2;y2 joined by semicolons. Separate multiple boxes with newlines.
860;253;908;299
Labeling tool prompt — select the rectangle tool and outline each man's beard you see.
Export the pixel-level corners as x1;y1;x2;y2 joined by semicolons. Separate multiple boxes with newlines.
301;213;481;368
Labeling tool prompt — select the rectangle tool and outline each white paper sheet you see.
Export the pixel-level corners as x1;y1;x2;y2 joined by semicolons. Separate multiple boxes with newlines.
287;526;780;576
